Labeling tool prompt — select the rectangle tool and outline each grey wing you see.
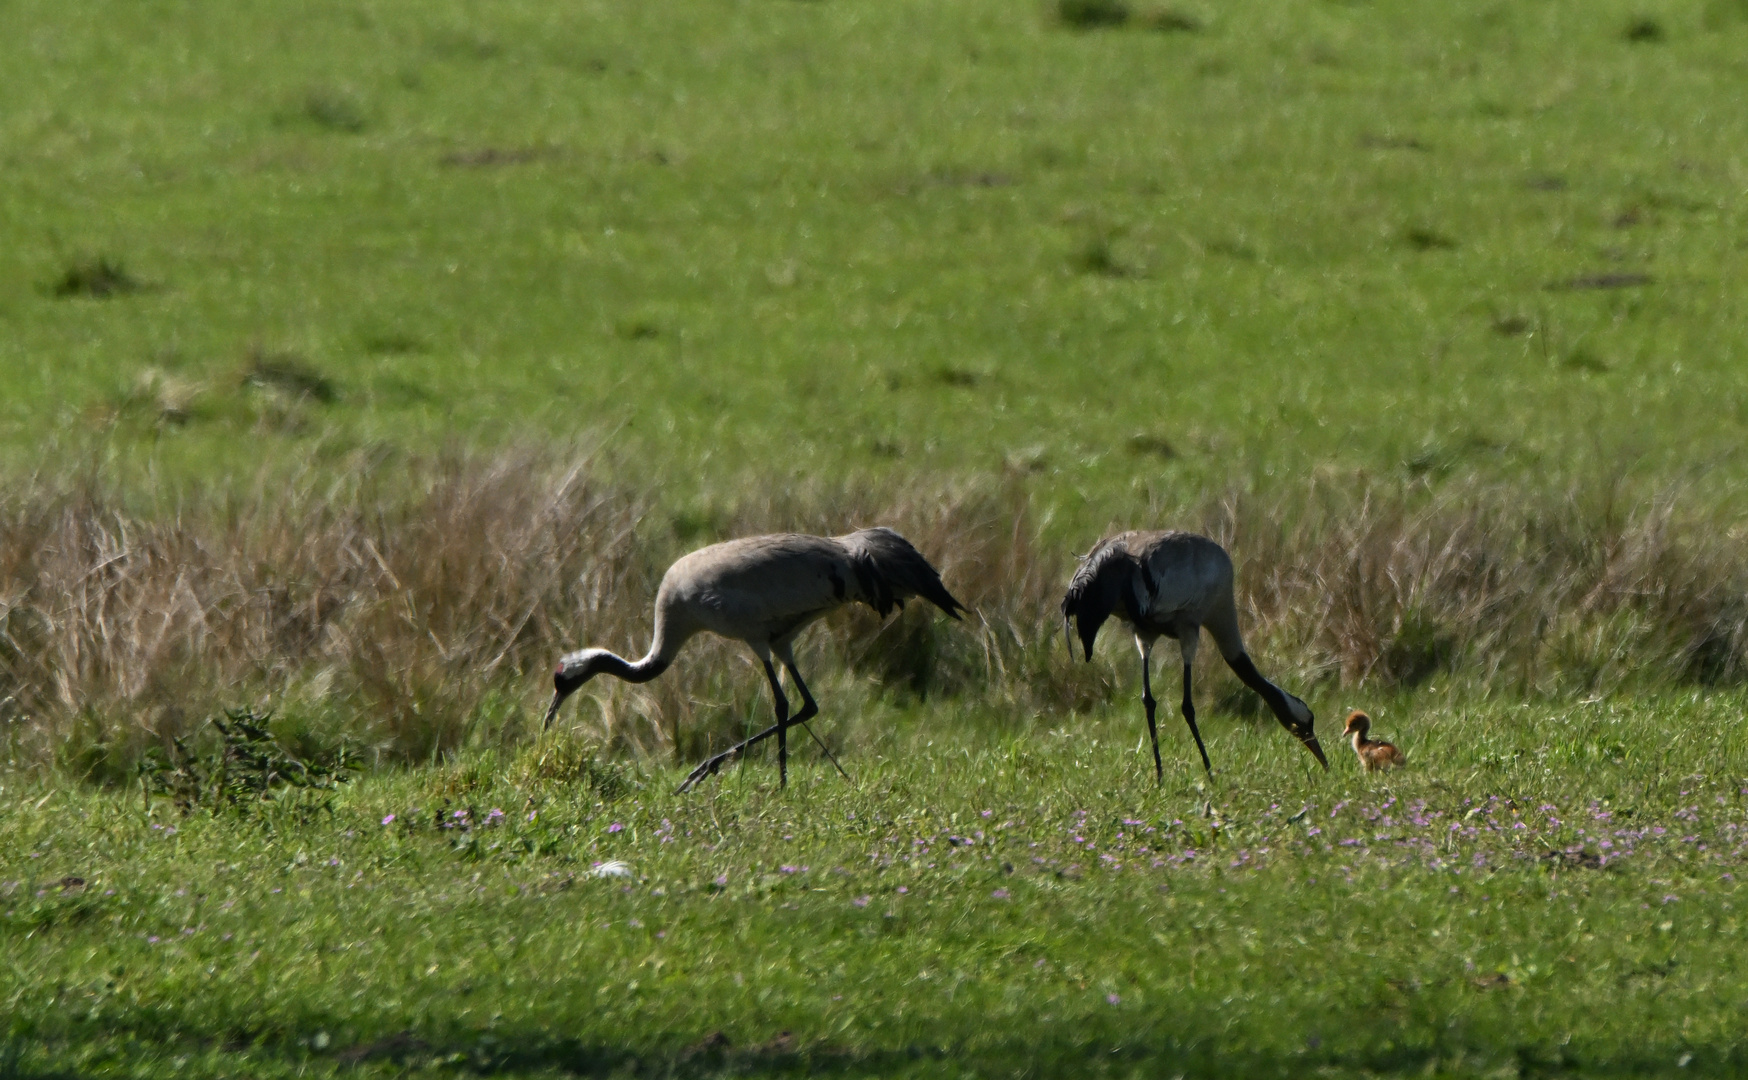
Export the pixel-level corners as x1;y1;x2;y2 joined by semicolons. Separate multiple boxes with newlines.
1139;533;1234;623
666;535;849;640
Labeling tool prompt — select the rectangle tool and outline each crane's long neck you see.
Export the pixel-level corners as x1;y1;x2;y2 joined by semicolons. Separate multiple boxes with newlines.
548;605;695;730
590;605;690;684
592;646;670;684
1225;652;1301;725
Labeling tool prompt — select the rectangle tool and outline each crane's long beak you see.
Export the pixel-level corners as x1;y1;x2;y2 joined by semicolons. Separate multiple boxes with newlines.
1300;732;1329;770
543;689;568;731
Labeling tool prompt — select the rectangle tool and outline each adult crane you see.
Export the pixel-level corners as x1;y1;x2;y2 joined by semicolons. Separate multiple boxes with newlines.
1061;530;1327;781
544;527;966;792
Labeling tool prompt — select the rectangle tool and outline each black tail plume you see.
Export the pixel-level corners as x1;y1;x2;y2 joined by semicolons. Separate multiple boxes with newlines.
842;527;967;619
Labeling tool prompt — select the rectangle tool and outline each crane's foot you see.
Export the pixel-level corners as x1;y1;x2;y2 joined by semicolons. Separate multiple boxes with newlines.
676;747;743;794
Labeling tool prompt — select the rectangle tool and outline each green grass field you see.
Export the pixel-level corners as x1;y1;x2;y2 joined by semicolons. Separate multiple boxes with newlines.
5;0;1748;516
6;696;1748;1078
6;0;1748;1075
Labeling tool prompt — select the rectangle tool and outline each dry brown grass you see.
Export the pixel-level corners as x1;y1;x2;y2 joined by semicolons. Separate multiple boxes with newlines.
1;450;1744;778
1212;481;1748;695
0;451;654;775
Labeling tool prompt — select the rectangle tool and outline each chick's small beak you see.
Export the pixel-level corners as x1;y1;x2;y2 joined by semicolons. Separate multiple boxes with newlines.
1300;732;1329;770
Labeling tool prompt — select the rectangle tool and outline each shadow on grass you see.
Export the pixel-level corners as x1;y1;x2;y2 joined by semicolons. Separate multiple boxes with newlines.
5;1018;1733;1078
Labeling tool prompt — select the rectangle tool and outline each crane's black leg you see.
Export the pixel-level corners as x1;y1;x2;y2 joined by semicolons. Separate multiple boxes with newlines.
1181;661;1212;775
1140;653;1163;784
762;659;792;788
782;660;852;784
678;720;782;793
675;660;791;794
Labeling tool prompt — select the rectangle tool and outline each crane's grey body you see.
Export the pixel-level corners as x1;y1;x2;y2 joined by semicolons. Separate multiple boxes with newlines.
660;532;935;653
1062;530;1327;779
545;527;965;791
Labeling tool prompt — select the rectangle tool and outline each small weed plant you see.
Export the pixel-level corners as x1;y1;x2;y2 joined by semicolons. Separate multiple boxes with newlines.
137;708;353;817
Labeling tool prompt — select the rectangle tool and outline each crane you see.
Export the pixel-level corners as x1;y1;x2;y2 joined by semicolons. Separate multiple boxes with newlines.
1061;530;1327;780
543;527;965;792
1342;710;1405;772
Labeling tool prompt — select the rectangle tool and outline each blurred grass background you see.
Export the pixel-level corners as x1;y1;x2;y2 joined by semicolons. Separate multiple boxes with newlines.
2;0;1744;525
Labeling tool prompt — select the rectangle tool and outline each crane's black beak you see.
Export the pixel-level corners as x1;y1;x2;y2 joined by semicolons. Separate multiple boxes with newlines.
546;660;594;730
545;663;583;731
543;689;568;731
1299;731;1329;770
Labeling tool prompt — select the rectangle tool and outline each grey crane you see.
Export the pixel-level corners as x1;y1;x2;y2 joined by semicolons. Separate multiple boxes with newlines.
1061;530;1328;780
544;527;966;792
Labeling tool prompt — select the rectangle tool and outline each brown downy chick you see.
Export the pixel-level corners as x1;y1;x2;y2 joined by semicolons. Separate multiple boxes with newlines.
1342;710;1405;772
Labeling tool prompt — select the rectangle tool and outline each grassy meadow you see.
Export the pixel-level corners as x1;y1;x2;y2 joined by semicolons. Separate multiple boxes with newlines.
5;0;1748;1075
7;697;1748;1078
4;0;1748;510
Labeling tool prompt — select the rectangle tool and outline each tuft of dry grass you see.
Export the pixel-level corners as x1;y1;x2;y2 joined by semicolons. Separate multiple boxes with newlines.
1;450;1744;778
0;451;654;775
1210;481;1748;694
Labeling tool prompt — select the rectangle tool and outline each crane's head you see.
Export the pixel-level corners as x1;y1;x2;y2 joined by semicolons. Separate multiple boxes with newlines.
1279;692;1328;769
544;649;611;730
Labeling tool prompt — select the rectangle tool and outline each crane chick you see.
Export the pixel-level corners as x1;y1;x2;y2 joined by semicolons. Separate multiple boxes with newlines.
1342;710;1404;772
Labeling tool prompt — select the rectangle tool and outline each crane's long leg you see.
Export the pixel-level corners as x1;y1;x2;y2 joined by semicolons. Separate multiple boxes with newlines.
674;642;851;795
1181;659;1212;776
676;660;791;794
779;657;852;784
765;658;792;788
678;724;782;793
1137;637;1163;784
